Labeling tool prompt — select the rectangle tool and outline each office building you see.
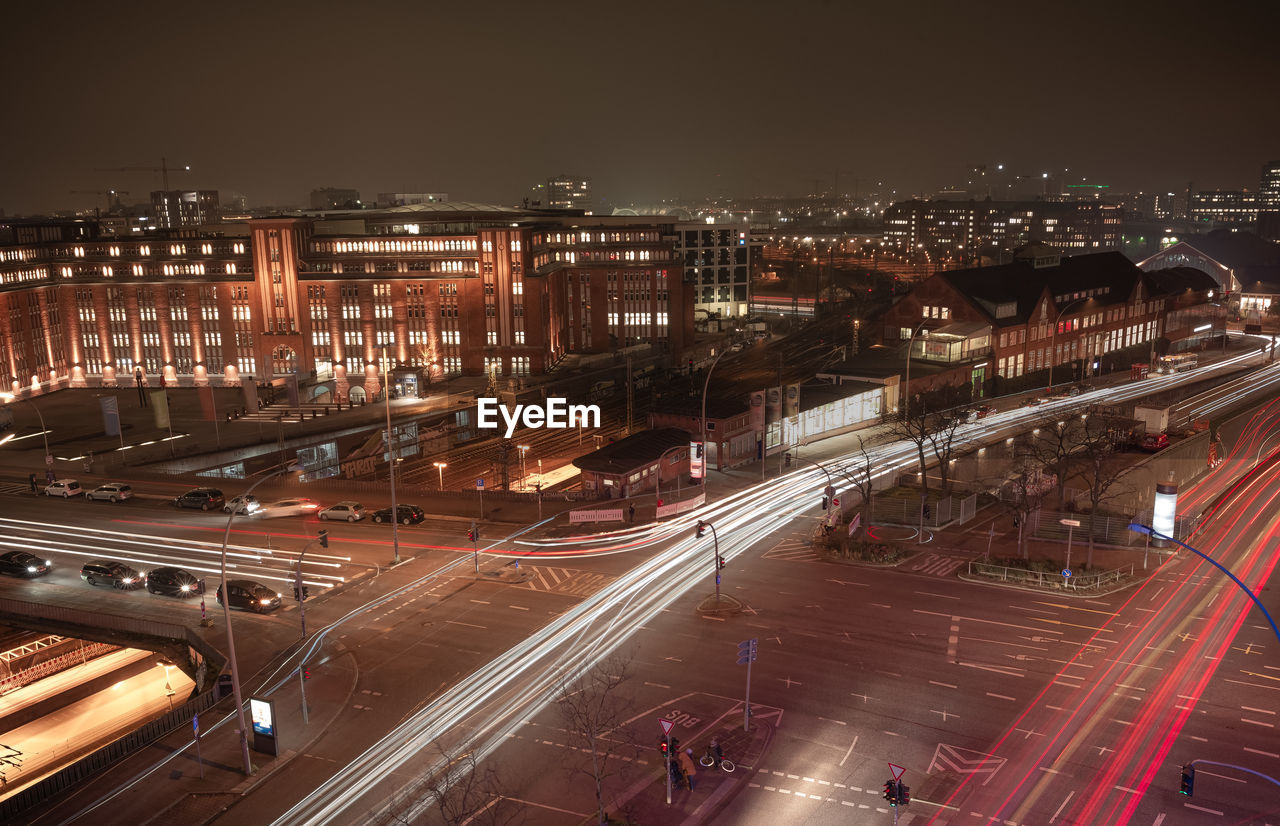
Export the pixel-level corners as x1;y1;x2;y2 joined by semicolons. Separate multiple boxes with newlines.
882;200;1121;257
546;175;593;213
150;190;220;229
310;188;363;210
376;192;449;207
673;222;756;318
0;204;693;402
1189;191;1258;225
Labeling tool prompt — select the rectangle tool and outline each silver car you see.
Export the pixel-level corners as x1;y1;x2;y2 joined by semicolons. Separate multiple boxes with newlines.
87;482;133;503
318;501;364;522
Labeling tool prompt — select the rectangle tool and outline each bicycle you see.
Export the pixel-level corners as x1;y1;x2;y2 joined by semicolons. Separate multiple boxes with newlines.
699;745;735;772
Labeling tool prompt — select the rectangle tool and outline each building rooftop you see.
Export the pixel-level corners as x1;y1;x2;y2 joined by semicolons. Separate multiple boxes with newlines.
572;427;692;475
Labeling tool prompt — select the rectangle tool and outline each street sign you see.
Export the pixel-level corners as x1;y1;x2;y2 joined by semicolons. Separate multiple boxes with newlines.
45;454;53;466
889;762;905;781
824;485;836;499
1062;569;1072;578
659;719;674;736
1059;518;1081;527
476;478;484;489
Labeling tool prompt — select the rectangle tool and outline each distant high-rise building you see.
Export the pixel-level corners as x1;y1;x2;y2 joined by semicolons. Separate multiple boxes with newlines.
310;188;363;210
376;192;449;207
150;190;220;229
547;175;593;213
1258;160;1280;241
674;222;758;318
1189;190;1258;225
882;200;1120;256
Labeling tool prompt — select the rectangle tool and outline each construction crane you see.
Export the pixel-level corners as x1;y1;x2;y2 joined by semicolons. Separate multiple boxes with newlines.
93;156;190;190
69;189;129;210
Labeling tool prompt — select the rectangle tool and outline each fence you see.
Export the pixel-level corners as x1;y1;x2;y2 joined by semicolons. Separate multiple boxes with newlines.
1030;509;1198;546
870;491;977;527
0;688;221;821
967;561;1134;592
0;641;118;695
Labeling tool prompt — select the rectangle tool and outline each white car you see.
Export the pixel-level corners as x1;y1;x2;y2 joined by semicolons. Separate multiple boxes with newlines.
87;482;133;502
223;495;260;515
256;498;320;519
44;479;84;498
318;501;364;522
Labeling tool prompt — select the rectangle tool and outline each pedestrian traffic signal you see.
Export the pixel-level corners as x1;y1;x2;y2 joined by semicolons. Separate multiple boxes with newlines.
882;780;897;805
897;781;910;806
1179;764;1194;796
717;555;726;569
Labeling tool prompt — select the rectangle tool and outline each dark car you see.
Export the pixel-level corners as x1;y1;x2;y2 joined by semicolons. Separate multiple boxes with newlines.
81;559;144;589
974;405;997;419
216;579;282;614
371;504;426;525
145;566;203;598
174;487;226;511
0;551;52;579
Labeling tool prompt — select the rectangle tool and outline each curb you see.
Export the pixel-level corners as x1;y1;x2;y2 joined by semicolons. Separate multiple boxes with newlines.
956;571;1147;598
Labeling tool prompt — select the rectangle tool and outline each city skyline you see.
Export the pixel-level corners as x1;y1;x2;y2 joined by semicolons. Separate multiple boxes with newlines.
3;0;1279;215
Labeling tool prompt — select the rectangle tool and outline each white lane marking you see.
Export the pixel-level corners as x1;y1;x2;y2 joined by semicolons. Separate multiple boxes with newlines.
1184;803;1223;816
930;680;958;689
1050;790;1075;823
987;692;1017;701
1243;705;1276;715
509;604;530;611
1242;718;1275;728
1244;746;1280;758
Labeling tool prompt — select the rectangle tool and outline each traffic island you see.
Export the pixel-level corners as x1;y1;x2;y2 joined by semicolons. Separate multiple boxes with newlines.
696;593;743;616
482;560;535;585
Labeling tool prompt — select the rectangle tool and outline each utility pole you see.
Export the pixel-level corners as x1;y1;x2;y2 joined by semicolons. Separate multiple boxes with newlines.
626;355;634;435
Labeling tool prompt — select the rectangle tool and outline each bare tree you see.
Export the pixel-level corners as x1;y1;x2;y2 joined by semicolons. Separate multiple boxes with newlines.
1073;412;1130;568
837;435;876;534
1020;414;1085;510
383;741;522;826
997;446;1055;559
888;383;970;495
556;652;637;826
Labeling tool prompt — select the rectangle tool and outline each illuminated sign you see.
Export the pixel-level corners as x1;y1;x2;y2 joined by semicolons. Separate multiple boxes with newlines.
250;697;275;737
1153;482;1178;539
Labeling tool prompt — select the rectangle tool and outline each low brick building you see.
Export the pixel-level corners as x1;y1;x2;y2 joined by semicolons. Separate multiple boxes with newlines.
573;427;691;500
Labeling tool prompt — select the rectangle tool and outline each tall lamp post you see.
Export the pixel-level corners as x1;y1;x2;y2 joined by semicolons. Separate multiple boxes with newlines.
699;349;727;494
219;459;299;776
433;461;448;491
517;444;530;492
382;347;400;565
1047;297;1091;391
902;320;928;422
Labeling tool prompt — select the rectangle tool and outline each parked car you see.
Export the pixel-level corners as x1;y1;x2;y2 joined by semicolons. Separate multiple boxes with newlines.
87;482;133;503
174;488;225;511
0;550;52;579
145;566;203;597
975;405;997;419
372;504;426;525
223;494;260;515
80;559;144;589
319;501;364;522
256;498;320;519
1140;432;1171;452
1020;397;1045;408
44;479;84;498
216;579;282;614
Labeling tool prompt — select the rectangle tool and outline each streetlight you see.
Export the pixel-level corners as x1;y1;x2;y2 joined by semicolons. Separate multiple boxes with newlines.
382;347;400;566
1128;522;1280;646
902;320;928;422
219;459;299;777
433;461;448;491
699;350;727;492
1047;297;1091;391
517;445;530;492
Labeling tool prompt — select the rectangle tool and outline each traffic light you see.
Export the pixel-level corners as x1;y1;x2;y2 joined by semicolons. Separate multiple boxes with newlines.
318;530;329;549
897;781;910;806
1179;764;1195;796
303;666;312;681
657;498;664;507
717;556;726;569
696;520;708;538
785;452;792;467
658;738;669;755
467;528;476;542
822;496;829;510
882;780;897;805
695;442;704;459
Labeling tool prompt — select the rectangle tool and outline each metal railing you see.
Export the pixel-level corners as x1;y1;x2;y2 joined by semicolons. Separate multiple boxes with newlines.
968;561;1134;591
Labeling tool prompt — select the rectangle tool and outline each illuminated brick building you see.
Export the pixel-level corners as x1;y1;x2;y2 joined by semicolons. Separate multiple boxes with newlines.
0;204;693;402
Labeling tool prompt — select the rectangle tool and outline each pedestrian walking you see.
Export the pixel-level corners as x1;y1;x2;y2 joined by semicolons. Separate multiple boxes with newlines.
628;503;636;523
679;748;697;790
29;472;37;493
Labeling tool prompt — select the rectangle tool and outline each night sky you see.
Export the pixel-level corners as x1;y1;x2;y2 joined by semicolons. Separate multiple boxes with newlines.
3;0;1278;215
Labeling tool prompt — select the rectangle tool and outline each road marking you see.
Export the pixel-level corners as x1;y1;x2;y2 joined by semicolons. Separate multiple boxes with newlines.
508;604;529;610
1243;705;1276;715
1050;790;1074;823
469;599;490;604
930;680;958;689
445;620;486;629
1199;769;1246;783
1244;747;1280;758
1114;785;1140;794
987;692;1016;701
1184;803;1223;816
1242;718;1275;728
643;681;670;689
916;591;961;600
819;716;847;725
